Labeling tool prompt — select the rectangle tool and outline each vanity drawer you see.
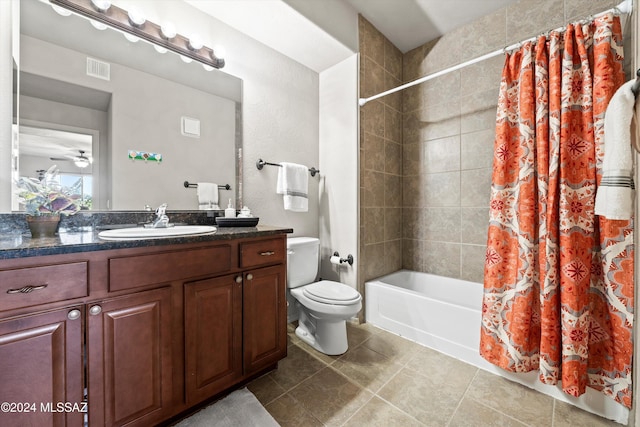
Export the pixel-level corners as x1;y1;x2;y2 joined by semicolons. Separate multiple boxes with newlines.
109;245;232;291
0;262;88;312
240;238;286;269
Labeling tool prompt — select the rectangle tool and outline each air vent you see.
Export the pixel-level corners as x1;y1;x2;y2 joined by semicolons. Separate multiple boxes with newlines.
86;57;110;81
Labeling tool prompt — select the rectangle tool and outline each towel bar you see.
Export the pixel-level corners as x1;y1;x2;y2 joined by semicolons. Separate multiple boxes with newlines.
183;181;231;190
256;158;319;177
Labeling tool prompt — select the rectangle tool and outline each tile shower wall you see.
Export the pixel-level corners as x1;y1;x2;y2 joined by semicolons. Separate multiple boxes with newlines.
359;15;404;297
399;0;619;284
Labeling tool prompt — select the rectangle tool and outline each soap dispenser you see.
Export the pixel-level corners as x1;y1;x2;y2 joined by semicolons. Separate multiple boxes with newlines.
225;199;236;218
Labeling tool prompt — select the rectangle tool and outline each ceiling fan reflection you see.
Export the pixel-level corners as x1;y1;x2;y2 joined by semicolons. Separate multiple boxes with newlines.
50;150;92;168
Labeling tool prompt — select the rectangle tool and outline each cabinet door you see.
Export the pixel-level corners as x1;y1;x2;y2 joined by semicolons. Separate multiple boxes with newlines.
0;307;84;427
243;265;287;374
184;274;242;404
87;287;172;427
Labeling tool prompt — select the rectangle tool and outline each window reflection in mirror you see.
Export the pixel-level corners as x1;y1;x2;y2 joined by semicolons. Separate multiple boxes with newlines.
18;125;96;211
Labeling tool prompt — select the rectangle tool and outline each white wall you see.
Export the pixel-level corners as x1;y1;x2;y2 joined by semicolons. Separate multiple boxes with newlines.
318;54;359;289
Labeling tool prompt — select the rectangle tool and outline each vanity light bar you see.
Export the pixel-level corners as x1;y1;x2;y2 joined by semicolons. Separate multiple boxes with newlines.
49;0;225;69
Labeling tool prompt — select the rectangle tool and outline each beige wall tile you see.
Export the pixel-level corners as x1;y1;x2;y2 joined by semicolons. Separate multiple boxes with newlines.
423;171;461;207
385;207;403;241
565;0;617;22
362;99;385;137
403;208;424;239
362;57;385;99
461;168;492;207
423;207;461;243
384;239;403;273
424;135;461;173
403;141;423;176
363;170;385;207
460;54;504;96
384;71;403;112
384;107;402;143
364;242;387;280
402;238;424;271
361;17;384;66
458;8;507;63
402;174;425;207
384;38;403;80
422;70;461;107
506;0;564;44
422;241;461;277
363;132;385;172
384;174;403;207
403;84;423;113
461;129;495;170
461;208;490;245
460;244;487;283
363;207;385;244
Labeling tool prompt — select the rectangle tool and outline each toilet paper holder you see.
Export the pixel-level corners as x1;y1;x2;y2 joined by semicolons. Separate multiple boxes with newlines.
332;251;354;266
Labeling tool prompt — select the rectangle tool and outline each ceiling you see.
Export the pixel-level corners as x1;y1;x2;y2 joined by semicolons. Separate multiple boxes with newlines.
187;0;519;72
345;0;519;53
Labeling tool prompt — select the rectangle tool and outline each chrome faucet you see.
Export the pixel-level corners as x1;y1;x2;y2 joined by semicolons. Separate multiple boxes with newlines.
145;203;172;228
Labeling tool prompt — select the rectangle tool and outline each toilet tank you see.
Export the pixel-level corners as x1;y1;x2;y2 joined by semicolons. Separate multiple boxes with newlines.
286;237;320;288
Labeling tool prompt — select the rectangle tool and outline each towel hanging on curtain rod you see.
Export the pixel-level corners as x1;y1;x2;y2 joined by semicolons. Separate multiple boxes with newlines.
358;0;633;107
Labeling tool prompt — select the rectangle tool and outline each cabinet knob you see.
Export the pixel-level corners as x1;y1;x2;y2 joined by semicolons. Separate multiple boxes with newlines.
89;305;102;316
246;273;253;281
235;276;242;284
67;309;81;320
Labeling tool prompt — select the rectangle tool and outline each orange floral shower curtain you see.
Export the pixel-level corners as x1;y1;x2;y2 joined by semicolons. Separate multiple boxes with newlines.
480;13;634;407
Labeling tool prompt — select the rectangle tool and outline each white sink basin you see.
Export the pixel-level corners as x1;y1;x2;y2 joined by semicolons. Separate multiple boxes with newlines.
98;225;216;240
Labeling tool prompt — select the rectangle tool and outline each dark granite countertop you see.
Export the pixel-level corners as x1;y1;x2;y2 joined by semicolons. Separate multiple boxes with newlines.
0;225;293;260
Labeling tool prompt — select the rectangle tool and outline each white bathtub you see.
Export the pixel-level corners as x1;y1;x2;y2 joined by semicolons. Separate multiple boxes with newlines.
365;270;628;424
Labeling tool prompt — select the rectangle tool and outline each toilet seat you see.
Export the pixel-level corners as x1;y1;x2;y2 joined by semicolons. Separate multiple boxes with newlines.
302;280;361;306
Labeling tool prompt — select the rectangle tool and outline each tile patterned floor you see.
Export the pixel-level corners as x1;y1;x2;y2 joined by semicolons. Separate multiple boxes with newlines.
247;322;622;427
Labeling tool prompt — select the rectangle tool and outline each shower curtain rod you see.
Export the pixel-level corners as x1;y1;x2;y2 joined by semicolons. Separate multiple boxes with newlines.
358;0;634;107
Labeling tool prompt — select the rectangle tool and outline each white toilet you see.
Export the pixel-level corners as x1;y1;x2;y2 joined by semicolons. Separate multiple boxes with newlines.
287;237;362;355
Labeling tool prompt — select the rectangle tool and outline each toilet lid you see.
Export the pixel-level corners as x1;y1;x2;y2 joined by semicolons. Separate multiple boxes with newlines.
302;280;361;305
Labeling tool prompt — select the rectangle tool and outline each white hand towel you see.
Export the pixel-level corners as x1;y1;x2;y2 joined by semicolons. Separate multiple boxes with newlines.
276;162;308;212
197;182;220;210
594;80;636;220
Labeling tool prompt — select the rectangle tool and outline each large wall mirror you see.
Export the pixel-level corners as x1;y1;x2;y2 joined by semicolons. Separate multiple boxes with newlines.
11;0;242;212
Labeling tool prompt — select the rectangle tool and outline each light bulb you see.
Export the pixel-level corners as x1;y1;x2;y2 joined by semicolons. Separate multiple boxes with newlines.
202;64;214;71
188;35;203;51
213;45;226;60
128;6;146;27
154;45;168;54
160;22;177;40
90;0;111;12
124;33;140;43
90;20;108;31
180;56;193;64
51;5;72;16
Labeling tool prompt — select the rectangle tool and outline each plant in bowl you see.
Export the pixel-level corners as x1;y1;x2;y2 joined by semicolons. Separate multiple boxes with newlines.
17;165;82;237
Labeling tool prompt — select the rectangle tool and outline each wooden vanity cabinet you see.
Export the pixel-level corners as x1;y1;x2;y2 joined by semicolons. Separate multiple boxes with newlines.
86;287;173;427
184;274;243;405
243;265;287;375
0;306;84;427
0;233;288;427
